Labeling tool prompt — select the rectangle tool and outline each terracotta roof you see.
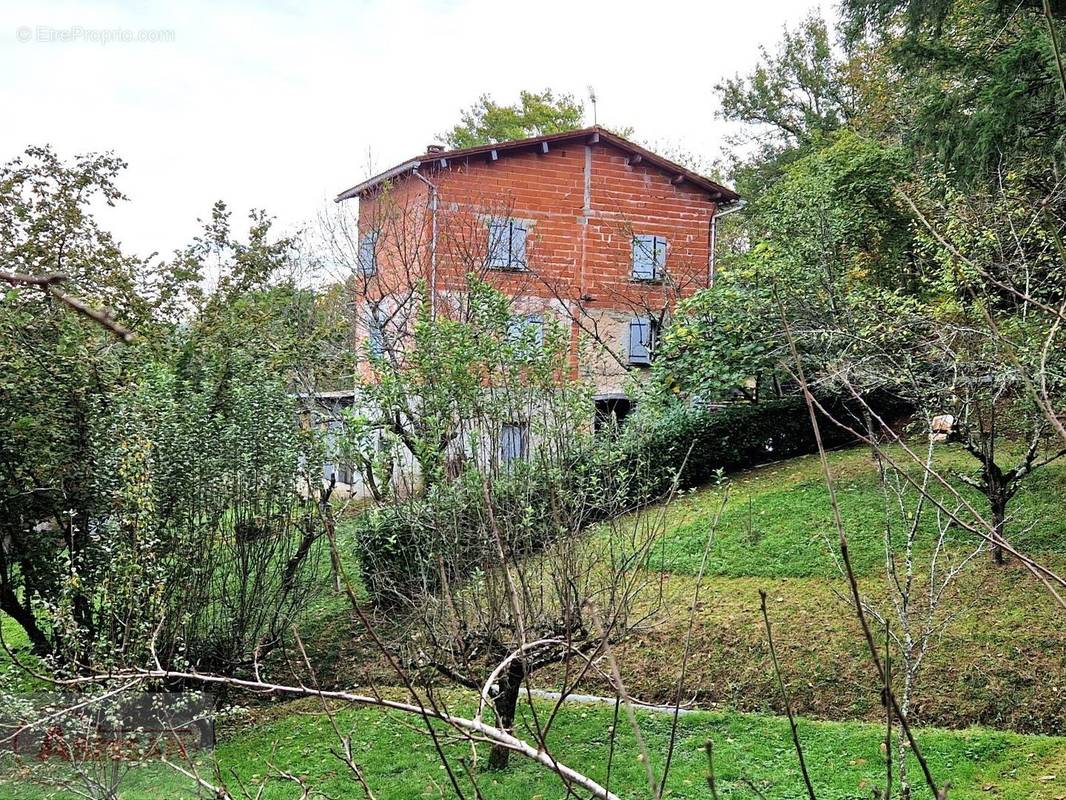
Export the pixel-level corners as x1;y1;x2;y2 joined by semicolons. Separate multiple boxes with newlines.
335;126;740;204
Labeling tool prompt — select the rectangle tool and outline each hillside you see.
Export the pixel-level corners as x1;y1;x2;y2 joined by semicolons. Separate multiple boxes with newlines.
309;443;1066;734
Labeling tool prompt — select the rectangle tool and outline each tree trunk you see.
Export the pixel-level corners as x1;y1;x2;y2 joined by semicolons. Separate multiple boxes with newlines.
977;456;1009;566
897;655;916;798
0;582;51;656
487;661;525;770
990;494;1007;565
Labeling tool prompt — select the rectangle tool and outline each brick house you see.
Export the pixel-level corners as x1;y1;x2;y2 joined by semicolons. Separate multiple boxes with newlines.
336;126;741;423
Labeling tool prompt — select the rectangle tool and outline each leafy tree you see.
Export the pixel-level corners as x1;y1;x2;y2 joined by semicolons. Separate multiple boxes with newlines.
842;0;1065;39
0;145;148;321
716;12;853;151
654;279;782;402
751;131;914;290
657;131;917;403
0;146;147;654
443;89;584;148
170;201;352;394
712;12;891;263
897;169;1066;562
0;147;332;670
842;0;1066;184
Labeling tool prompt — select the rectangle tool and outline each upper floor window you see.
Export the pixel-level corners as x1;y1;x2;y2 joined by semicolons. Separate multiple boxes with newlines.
632;234;666;281
488;217;527;270
627;316;657;366
358;231;378;277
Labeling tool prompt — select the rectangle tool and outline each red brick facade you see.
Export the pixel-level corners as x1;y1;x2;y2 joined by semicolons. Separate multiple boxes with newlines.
341;127;738;395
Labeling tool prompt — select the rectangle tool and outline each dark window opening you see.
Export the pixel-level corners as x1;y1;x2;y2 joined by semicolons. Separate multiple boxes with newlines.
594;397;632;434
500;422;529;464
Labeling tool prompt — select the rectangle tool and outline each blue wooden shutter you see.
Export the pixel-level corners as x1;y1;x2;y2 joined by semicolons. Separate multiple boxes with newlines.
368;308;385;357
510;221;527;269
628;317;651;365
653;236;667;277
358;232;377;276
632;235;656;280
488;218;507;268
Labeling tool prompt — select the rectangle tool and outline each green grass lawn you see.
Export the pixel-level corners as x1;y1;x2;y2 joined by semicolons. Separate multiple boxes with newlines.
301;443;1066;735
2;696;1063;800
1;612;48;695
645;443;1066;578
3;443;1063;798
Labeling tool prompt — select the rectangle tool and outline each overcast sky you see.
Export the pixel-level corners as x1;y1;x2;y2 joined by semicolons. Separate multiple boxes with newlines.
2;0;820;260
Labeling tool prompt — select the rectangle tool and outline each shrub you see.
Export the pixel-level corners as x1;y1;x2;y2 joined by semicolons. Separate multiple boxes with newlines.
612;396;877;504
353;394;903;604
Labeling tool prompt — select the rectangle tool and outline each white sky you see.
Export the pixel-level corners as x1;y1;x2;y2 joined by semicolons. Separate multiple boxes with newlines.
2;0;820;260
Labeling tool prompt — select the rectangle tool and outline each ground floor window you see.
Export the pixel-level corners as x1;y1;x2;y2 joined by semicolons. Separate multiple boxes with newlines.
500;422;529;464
594;397;632;433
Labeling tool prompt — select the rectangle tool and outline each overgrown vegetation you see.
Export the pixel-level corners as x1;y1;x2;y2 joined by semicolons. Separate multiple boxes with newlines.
303;445;1066;736
0;150;334;676
355;396;902;600
4;0;1066;794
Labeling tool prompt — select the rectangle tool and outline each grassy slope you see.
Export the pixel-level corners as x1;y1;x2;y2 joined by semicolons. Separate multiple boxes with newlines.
306;444;1066;734
1;612;48;695
3;443;1063;798
649;444;1066;578
3;697;1064;800
591;444;1066;733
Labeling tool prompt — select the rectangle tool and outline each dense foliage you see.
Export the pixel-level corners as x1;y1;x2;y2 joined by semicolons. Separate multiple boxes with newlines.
0;149;334;674
443;89;585;149
657;5;1066;565
352;395;898;603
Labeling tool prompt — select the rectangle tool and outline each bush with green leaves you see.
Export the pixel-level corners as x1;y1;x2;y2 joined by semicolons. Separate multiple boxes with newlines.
114;358;324;672
0;146;334;675
353;394;900;604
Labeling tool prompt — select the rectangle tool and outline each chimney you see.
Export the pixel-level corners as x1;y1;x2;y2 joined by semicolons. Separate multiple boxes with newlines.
426;144;444;154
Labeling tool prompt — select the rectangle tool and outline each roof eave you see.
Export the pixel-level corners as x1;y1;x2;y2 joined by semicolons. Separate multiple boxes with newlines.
592;128;739;202
335;159;422;202
336;126;740;203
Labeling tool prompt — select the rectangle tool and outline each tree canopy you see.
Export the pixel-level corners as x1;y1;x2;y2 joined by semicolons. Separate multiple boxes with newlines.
443;89;585;148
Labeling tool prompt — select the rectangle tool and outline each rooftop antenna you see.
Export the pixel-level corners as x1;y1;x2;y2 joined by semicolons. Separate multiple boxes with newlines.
587;85;598;126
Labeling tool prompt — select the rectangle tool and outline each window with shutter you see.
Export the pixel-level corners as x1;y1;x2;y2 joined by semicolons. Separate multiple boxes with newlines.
627;317;655;366
358;231;378;276
631;234;666;280
487;218;528;270
508;314;545;346
500;423;528;464
367;307;385;357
